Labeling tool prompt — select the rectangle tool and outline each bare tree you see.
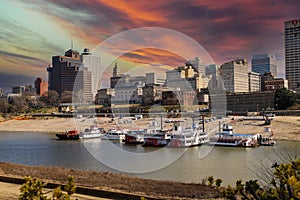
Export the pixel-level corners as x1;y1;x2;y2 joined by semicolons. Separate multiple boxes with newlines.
60;91;73;103
47;90;60;106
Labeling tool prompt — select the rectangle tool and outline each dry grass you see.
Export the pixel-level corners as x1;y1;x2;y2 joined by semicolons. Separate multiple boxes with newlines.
0;162;220;199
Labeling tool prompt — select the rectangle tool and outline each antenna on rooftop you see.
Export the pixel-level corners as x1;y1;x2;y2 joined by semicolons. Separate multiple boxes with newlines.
71;39;74;49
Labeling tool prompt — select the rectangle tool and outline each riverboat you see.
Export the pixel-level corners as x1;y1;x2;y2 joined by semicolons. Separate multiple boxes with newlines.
104;129;126;141
143;130;172;147
56;130;80;140
79;126;104;139
168;123;209;148
124;130;145;144
257;127;275;146
209;124;258;147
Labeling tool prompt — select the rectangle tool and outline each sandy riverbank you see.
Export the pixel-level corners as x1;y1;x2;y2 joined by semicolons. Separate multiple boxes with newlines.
0;115;299;141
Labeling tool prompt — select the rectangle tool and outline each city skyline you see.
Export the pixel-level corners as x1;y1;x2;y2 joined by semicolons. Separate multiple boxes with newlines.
1;0;300;91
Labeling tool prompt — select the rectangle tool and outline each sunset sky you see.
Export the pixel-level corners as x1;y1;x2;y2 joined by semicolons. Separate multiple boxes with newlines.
1;0;299;91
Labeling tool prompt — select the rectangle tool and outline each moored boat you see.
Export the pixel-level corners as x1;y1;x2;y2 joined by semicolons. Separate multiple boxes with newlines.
56;130;80;140
104;129;126;142
209;124;258;147
124;130;145;144
79;126;104;139
257;127;275;146
168;122;209;148
143;130;172;147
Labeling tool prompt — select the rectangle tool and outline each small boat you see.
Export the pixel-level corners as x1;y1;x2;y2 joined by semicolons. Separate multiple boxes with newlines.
257;127;276;146
104;129;126;142
56;130;80;140
79;126;104;139
124;130;145;144
209;124;258;147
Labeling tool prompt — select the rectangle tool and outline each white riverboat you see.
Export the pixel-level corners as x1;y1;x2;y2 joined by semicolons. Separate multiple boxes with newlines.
168;122;209;148
79;126;104;139
209;124;259;147
104;129;126;141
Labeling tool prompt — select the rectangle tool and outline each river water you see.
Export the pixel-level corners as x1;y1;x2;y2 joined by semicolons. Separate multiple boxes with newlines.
0;131;299;185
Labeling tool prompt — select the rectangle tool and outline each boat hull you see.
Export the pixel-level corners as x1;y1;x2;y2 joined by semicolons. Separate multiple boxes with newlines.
56;133;79;140
143;138;170;147
124;134;144;145
79;133;102;139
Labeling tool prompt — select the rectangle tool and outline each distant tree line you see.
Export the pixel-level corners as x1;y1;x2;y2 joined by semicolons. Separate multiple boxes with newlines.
0;90;73;114
275;88;297;110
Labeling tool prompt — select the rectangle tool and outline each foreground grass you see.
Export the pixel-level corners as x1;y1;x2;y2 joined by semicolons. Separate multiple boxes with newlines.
0;162;220;199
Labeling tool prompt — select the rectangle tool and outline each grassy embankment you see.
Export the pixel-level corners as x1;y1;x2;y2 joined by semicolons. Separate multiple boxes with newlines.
0;162;220;199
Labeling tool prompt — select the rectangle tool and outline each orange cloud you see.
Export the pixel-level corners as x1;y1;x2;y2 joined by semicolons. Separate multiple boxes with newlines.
99;0;168;24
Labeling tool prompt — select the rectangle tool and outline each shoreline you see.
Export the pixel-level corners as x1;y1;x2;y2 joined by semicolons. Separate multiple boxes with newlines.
0;115;299;141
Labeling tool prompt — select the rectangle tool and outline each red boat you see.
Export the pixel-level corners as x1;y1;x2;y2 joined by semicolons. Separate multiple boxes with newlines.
56;130;80;140
143;132;171;147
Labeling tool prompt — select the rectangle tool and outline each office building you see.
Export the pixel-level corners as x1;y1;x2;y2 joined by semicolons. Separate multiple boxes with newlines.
251;54;277;77
205;64;220;88
248;72;261;92
81;48;101;96
146;73;156;85
220;59;249;93
186;57;205;75
95;88;115;106
12;86;25;94
285;19;300;90
261;73;288;91
34;77;48;96
47;49;92;102
166;64;205;92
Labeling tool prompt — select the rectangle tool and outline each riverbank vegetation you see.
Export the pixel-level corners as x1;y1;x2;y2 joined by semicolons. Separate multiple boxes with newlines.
0;162;220;199
19;175;76;200
207;158;300;200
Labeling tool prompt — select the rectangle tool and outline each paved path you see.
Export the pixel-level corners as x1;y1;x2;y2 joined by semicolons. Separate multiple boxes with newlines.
0;182;111;200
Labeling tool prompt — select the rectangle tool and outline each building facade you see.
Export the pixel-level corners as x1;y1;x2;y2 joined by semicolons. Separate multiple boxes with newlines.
220;59;249;93
142;84;169;105
251;54;277;77
227;91;275;113
166;65;205;92
285;19;300;90
95;88;115;105
248;72;261;92
186;57;205;75
34;77;48;96
261;72;288;91
81;48;101;96
205;64;220;88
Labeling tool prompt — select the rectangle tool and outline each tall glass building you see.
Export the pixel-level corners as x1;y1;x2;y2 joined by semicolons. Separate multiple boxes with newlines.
251;54;277;77
285;19;300;90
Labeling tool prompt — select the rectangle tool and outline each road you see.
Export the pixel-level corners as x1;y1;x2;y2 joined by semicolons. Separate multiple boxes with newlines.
0;182;111;200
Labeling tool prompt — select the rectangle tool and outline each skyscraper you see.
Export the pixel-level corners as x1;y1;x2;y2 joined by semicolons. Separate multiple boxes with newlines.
251;54;277;77
81;48;101;96
47;49;92;102
285;19;300;90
